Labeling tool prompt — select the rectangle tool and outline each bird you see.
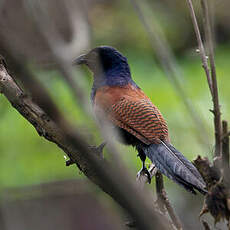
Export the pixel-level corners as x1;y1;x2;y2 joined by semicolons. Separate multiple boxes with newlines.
74;46;207;195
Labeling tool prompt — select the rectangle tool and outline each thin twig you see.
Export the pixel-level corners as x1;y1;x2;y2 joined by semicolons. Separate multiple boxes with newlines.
222;120;229;177
185;0;213;95
186;0;222;157
156;172;165;213
156;172;183;230
136;167;182;229
201;0;222;157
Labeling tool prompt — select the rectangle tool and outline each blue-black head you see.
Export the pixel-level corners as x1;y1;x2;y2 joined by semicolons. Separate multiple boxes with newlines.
74;46;132;87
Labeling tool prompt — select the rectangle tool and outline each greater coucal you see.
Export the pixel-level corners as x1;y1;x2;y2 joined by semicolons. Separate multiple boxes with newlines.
74;46;207;194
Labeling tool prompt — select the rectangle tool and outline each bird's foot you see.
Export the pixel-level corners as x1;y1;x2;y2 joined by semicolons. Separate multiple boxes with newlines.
137;166;151;184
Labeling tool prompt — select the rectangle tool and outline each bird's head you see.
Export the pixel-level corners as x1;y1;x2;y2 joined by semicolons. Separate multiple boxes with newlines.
73;46;131;85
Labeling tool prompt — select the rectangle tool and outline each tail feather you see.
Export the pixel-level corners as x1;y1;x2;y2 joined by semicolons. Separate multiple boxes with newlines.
142;141;207;194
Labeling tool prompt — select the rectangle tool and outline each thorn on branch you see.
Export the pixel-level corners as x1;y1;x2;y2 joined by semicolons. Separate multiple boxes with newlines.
89;142;106;158
65;157;82;171
97;142;106;154
65;158;75;166
221;131;230;141
209;109;214;114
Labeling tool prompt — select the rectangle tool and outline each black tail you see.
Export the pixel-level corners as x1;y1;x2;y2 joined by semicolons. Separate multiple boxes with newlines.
142;141;207;195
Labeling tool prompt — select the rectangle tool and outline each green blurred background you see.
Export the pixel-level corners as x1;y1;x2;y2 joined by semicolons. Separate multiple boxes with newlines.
1;44;230;187
0;0;230;228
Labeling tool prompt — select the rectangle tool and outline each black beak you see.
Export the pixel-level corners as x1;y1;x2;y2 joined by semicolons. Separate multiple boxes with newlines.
73;54;87;65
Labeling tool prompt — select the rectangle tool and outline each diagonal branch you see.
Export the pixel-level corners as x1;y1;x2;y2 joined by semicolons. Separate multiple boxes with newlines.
222;120;229;178
156;172;183;230
0;55;171;230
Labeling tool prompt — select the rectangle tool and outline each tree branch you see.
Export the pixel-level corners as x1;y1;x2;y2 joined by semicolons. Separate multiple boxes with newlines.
185;0;213;95
0;57;170;230
186;0;222;157
201;0;222;157
222;120;229;178
156;172;183;230
156;172;165;213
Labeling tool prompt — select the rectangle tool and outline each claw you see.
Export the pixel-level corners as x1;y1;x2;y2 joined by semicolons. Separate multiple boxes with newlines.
137;166;151;184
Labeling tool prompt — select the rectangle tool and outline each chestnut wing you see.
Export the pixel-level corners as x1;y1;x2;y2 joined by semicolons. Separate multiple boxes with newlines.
108;97;169;145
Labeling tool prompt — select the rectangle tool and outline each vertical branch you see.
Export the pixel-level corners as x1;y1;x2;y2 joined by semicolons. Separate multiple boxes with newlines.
201;0;222;157
156;172;165;212
186;0;222;156
185;0;213;95
222;120;229;177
